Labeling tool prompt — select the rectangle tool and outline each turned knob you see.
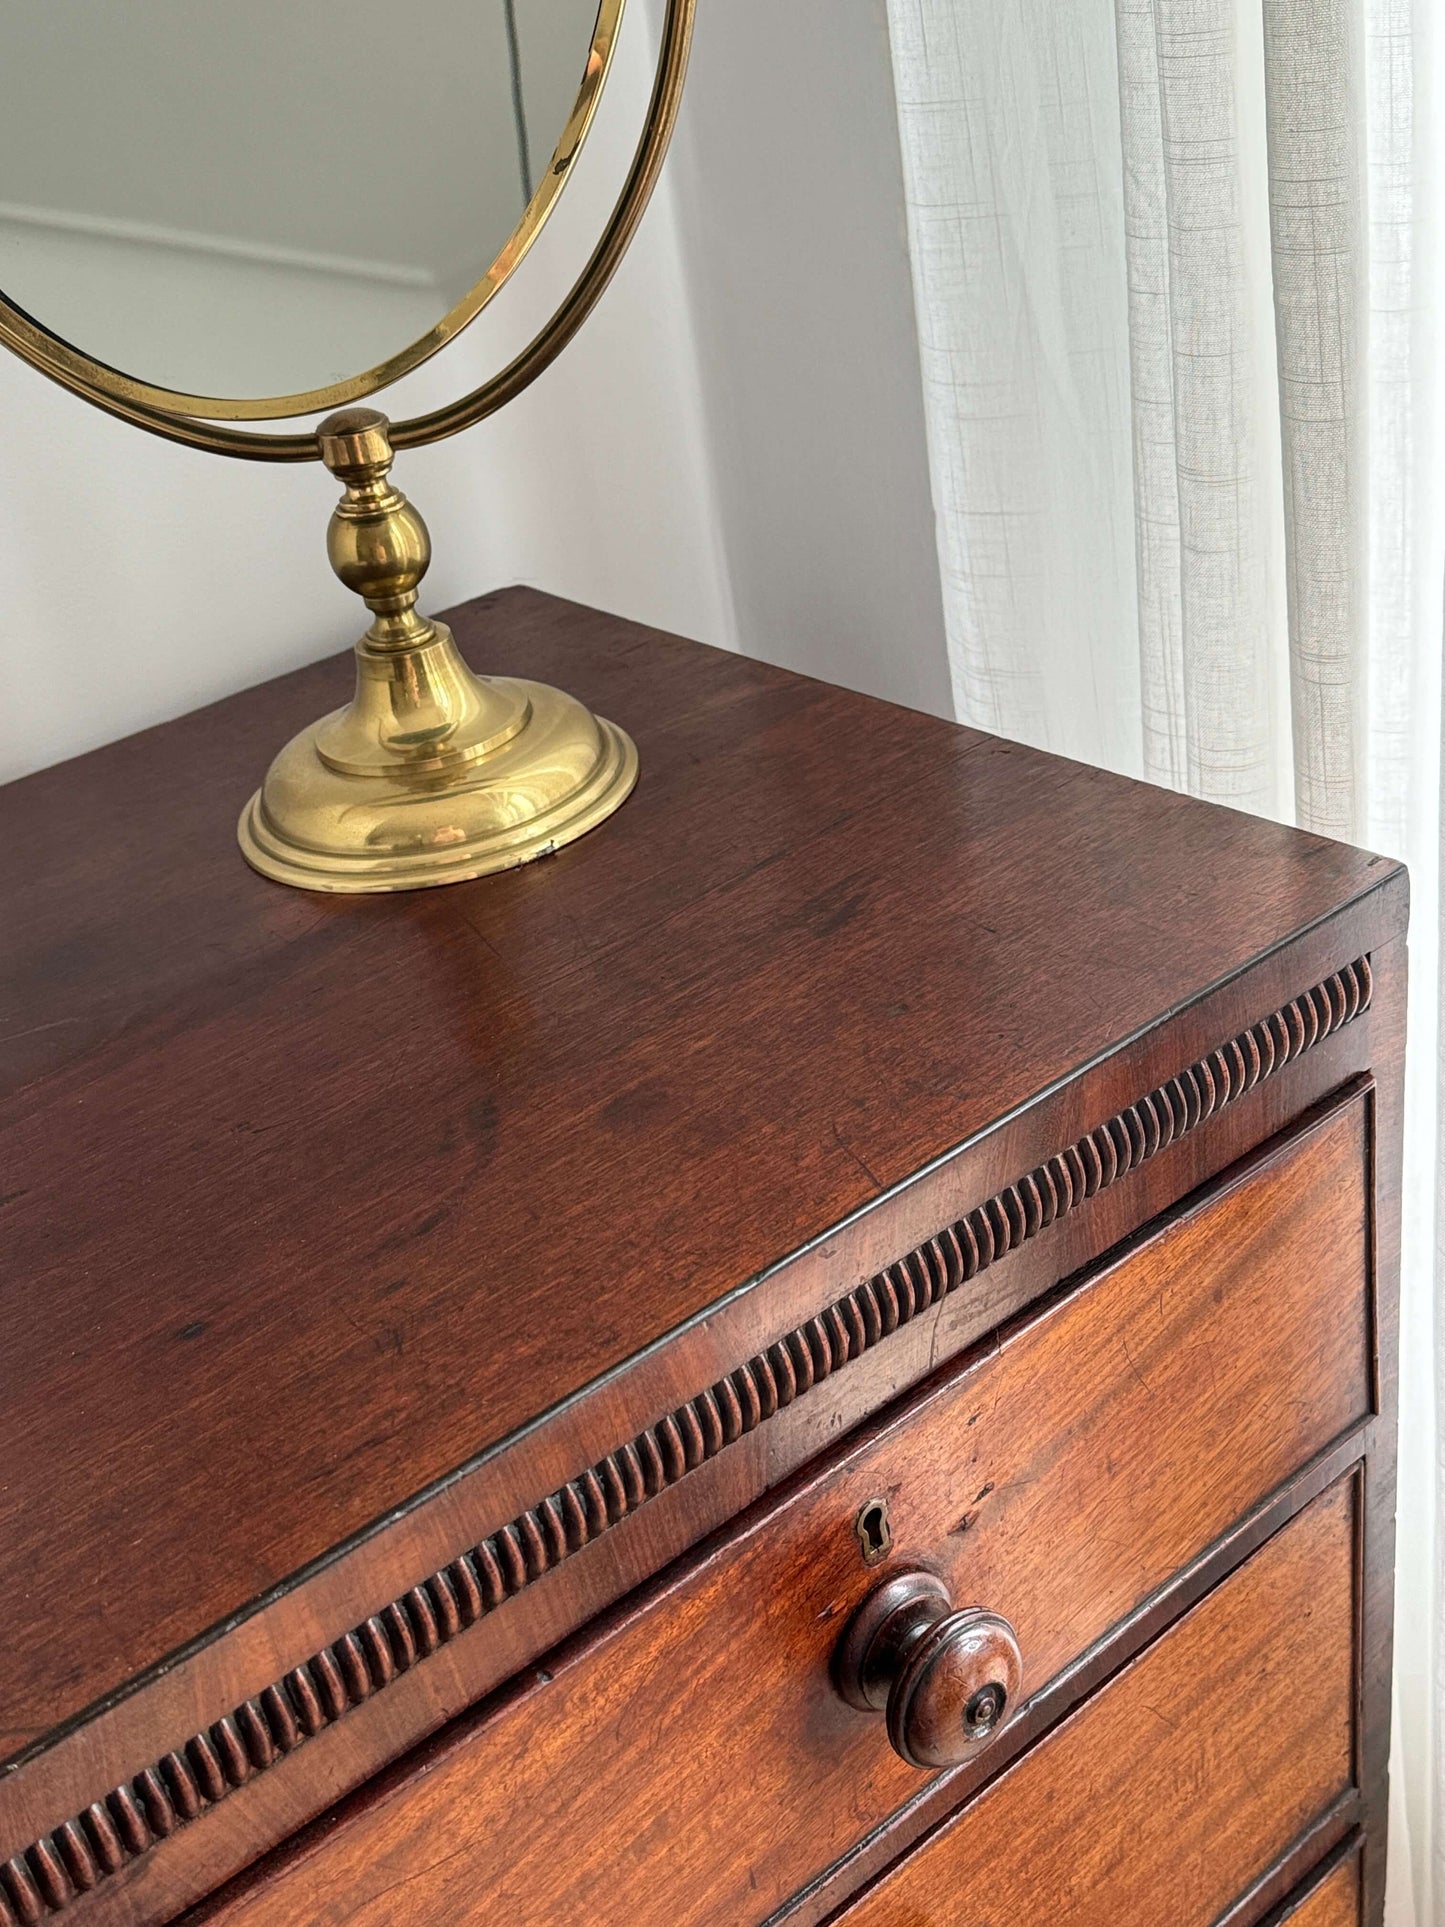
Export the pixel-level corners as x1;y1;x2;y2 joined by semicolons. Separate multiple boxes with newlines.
834;1571;1022;1769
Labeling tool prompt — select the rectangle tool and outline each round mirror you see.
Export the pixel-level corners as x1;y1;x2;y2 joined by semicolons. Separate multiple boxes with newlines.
0;0;618;416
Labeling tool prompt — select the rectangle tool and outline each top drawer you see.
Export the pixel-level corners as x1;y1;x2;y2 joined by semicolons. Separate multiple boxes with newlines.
194;1087;1374;1927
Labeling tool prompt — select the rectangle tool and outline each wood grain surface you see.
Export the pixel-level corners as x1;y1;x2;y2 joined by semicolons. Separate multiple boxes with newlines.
185;1095;1371;1927
1280;1853;1361;1927
829;1477;1358;1926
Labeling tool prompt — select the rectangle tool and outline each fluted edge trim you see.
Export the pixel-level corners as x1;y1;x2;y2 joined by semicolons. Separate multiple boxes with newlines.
0;956;1373;1921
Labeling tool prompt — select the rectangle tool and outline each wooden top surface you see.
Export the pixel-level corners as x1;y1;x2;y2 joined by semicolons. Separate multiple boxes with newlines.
0;587;1403;1756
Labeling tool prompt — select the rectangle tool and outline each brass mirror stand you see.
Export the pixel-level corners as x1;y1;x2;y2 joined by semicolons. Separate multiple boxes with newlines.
238;408;637;892
0;0;695;894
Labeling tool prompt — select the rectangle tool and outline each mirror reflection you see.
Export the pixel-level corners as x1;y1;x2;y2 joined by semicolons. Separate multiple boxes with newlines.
0;0;603;402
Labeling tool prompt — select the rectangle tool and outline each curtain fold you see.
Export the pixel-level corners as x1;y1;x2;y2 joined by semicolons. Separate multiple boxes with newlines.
1121;0;1283;811
881;0;1143;776
884;0;1442;1917
1262;0;1369;838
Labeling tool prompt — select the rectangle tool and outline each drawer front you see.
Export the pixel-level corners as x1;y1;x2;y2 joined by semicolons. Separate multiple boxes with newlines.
832;1477;1358;1924
1284;1854;1361;1926
197;1095;1372;1927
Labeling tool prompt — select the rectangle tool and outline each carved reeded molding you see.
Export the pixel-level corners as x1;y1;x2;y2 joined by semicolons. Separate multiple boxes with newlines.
0;957;1372;1921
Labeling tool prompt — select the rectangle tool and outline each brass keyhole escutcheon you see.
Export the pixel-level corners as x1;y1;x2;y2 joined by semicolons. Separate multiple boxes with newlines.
855;1497;892;1566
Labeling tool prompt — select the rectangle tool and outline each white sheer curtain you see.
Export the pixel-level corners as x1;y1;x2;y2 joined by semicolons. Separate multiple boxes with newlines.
882;0;1444;1917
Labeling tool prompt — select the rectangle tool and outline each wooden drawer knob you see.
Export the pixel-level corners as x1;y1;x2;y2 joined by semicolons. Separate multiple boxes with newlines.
835;1571;1023;1769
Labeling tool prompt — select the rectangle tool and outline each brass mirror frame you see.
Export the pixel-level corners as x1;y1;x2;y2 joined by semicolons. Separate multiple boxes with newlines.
0;0;693;459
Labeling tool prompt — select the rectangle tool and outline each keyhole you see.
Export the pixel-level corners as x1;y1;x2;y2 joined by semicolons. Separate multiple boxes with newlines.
855;1496;892;1565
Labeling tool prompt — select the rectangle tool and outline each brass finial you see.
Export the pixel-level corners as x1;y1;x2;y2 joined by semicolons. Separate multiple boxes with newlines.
317;408;432;648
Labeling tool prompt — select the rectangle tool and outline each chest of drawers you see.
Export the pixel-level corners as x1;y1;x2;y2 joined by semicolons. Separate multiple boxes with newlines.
0;589;1405;1924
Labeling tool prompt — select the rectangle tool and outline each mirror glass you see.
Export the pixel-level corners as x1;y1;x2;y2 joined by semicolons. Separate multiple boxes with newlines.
0;0;605;403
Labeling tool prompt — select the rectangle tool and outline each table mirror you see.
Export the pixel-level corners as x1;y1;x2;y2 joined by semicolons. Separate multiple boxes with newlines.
0;0;694;891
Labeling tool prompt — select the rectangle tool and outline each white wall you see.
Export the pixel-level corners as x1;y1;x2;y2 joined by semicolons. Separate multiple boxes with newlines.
665;0;951;719
0;1;947;786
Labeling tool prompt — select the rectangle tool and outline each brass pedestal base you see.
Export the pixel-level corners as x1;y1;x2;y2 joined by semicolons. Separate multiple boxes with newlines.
238;408;637;895
239;670;638;895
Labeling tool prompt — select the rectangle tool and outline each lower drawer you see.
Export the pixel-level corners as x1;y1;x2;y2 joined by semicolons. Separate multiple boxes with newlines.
831;1476;1359;1924
1282;1851;1362;1926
